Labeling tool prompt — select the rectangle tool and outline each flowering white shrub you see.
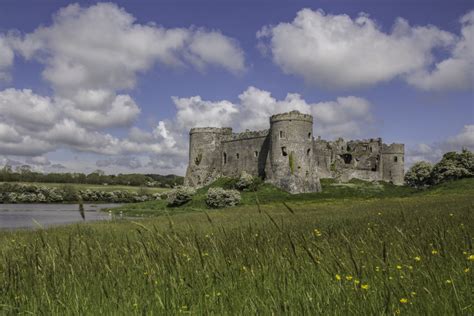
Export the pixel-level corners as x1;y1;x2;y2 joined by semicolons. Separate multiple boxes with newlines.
167;186;196;207
205;188;241;208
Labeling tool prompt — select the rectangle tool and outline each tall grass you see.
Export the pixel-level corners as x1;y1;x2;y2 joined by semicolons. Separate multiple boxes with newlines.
0;182;473;314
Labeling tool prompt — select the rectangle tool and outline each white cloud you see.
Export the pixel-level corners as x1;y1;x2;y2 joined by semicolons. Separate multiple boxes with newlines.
0;36;14;81
406;11;474;91
169;86;373;139
257;8;464;90
172;95;239;129
187;30;245;73
59;93;140;128
0;89;58;130
12;3;244;94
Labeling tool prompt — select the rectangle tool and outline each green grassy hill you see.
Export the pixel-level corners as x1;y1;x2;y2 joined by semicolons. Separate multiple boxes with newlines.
0;178;472;314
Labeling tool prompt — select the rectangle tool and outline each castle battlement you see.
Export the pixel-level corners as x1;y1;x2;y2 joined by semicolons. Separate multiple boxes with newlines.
270;110;313;123
185;111;405;193
223;129;269;142
189;127;233;135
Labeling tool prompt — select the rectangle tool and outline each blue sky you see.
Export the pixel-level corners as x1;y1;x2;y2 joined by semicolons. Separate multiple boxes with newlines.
0;0;472;175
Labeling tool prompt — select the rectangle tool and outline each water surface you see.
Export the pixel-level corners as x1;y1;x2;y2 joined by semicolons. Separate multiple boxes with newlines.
0;204;121;230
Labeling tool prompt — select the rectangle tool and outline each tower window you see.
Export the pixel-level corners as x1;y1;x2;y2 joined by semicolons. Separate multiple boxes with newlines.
370;146;373;152
308;132;311;139
279;131;284;138
306;148;311;156
281;147;288;156
236;153;240;159
394;156;398;162
254;151;258;158
223;152;227;164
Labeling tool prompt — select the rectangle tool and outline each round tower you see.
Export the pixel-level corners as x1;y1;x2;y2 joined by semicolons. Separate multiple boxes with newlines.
268;111;321;193
381;143;405;185
184;127;232;187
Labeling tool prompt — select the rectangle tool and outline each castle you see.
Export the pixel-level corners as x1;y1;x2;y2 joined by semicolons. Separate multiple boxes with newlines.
184;111;404;193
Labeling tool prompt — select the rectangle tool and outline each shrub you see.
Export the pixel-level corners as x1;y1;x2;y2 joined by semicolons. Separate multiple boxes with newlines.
234;172;263;192
167;186;196;207
206;188;241;208
404;161;433;188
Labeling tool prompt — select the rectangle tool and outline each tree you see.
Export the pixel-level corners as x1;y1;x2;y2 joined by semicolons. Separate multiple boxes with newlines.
404;161;433;188
431;149;473;184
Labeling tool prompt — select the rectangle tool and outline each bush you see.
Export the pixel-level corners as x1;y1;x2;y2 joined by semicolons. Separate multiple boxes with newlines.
167;186;196;207
404;161;433;188
235;172;263;192
205;188;241;208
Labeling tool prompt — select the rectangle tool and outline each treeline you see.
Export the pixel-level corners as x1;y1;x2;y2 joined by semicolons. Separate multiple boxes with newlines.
0;183;164;203
0;165;183;188
405;149;473;188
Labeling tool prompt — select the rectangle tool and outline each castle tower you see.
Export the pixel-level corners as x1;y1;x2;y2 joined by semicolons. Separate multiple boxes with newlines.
381;143;405;185
268;111;321;193
184;127;232;187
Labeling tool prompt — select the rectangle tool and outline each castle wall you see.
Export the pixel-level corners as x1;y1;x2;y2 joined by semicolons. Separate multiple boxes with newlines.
221;130;270;178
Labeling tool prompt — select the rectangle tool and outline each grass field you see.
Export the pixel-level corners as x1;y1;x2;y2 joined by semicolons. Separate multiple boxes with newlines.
0;179;473;314
0;182;168;194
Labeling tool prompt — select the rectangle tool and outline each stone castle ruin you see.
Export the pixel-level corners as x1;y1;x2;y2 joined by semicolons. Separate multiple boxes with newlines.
184;111;404;193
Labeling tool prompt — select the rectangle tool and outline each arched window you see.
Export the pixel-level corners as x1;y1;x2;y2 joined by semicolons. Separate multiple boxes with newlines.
281;147;288;156
394;156;398;162
307;148;311;156
223;152;227;164
279;131;284;138
236;153;240;159
308;132;311;139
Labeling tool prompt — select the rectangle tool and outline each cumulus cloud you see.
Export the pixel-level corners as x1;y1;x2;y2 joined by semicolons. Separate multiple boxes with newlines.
257;8;473;90
406;11;474;91
168;86;374;139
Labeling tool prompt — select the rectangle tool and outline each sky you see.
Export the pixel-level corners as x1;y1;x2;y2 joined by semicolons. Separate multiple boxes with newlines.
0;0;472;175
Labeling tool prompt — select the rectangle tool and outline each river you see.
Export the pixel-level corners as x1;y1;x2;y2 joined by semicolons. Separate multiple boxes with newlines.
0;203;122;230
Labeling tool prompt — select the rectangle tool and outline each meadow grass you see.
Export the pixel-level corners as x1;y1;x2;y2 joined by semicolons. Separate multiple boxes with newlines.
0;179;473;315
0;181;168;194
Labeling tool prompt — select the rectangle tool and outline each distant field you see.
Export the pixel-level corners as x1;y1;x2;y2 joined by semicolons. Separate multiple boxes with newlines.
0;182;169;193
0;178;472;314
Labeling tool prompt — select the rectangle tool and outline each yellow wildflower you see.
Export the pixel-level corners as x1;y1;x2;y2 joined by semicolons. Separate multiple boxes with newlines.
346;275;353;281
314;229;322;237
335;274;341;281
414;256;421;262
408;265;413;270
431;249;438;255
396;265;402;270
361;284;369;290
463;251;467;255
464;268;470;273
400;298;408;304
468;254;474;262
410;291;416;297
395;309;401;315
375;266;380;272
445;280;452;284
354;279;360;285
